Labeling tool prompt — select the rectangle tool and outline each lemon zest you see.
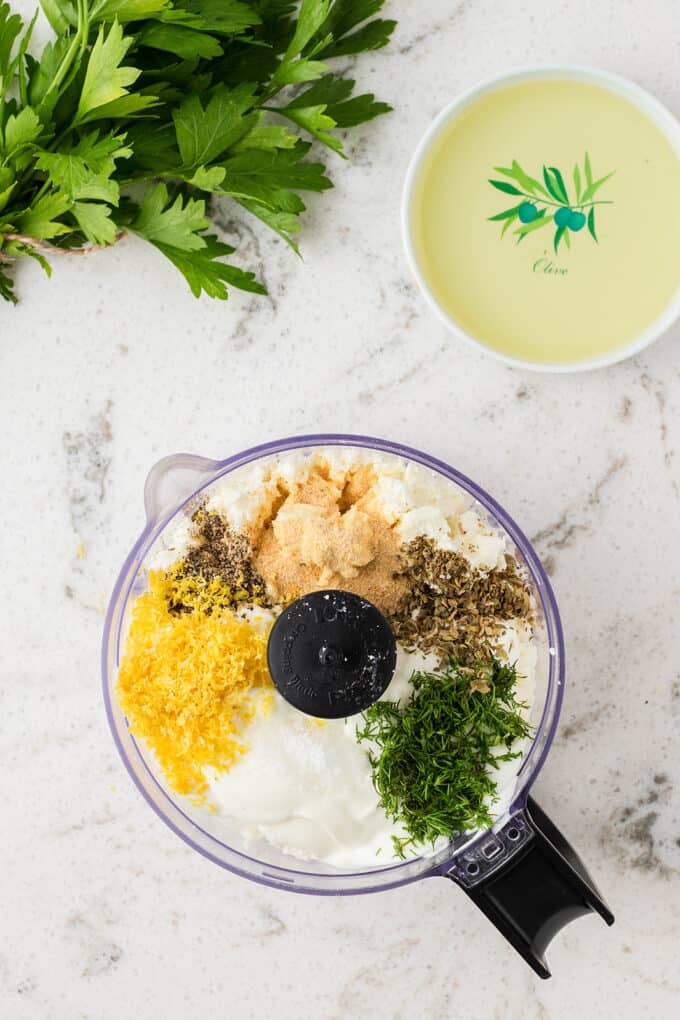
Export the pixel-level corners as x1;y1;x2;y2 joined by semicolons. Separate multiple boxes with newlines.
117;569;271;798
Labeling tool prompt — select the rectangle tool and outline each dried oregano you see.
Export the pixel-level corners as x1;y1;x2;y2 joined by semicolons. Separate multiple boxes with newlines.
389;536;533;666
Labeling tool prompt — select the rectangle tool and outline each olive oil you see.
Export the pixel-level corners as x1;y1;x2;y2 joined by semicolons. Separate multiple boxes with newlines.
410;79;680;365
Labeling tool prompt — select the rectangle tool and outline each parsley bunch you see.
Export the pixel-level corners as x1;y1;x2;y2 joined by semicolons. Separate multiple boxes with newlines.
356;658;532;858
0;0;395;304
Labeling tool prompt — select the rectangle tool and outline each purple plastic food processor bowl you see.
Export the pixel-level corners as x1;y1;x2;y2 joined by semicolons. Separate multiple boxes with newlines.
102;435;613;978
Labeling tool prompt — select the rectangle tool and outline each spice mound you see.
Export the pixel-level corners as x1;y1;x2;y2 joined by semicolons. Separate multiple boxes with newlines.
117;447;539;867
390;536;533;667
252;460;407;612
181;508;268;598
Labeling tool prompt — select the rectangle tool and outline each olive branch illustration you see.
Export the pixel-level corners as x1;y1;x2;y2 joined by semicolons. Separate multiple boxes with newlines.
488;153;614;253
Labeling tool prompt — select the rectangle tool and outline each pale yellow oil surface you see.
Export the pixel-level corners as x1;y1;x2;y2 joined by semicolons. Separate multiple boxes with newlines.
411;80;680;364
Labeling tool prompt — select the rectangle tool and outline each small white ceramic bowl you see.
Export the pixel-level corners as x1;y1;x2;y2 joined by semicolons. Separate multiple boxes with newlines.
401;66;680;373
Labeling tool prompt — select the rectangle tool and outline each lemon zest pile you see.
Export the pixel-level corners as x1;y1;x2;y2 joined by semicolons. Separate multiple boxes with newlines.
164;561;265;614
117;569;272;798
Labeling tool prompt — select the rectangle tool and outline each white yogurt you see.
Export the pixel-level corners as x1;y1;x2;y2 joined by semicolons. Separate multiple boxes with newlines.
206;628;537;867
206;646;439;868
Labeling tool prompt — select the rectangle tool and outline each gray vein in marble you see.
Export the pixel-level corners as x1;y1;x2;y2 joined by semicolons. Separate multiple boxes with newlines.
339;332;410;379
640;372;678;496
253;906;286;939
397;2;471;54
39;897;126;986
210;202;280;322
621;961;680;998
557;702;610;743
531;454;628;553
672;677;680;709
540;553;556;576
211;204;265;262
62;399;113;535
15;975;37;996
230;295;276;351
478;378;543;421
217;903;289;951
381;279;423;333
60;400;115;613
50;807;120;841
356;349;439;404
601;772;679;878
335;937;421;1015
533;511;588;552
512;987;549;1020
617;395;633;422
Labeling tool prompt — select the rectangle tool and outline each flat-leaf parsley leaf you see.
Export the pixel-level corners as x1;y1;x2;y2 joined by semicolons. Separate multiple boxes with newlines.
0;0;395;303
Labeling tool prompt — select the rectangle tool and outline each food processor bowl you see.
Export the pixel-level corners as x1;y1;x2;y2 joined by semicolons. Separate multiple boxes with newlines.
102;435;613;977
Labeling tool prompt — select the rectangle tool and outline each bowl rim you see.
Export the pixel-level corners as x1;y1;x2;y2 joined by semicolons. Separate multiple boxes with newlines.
102;434;566;893
401;63;680;373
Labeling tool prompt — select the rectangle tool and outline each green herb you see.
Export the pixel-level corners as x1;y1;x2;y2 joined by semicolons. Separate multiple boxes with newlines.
0;0;395;304
389;536;533;667
356;658;532;858
488;153;614;253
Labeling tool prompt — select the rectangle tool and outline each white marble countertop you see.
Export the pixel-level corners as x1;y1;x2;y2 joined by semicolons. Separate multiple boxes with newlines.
3;0;680;1016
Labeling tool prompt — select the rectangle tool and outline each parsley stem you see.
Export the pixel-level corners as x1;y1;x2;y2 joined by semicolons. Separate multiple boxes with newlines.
37;0;90;120
38;31;82;115
63;0;90;96
3;230;127;254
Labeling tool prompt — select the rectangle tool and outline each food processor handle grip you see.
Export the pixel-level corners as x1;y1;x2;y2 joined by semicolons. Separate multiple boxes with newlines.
450;798;614;979
144;453;222;523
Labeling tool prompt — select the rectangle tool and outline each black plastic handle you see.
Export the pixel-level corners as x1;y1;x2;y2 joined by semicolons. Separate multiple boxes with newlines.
448;798;614;978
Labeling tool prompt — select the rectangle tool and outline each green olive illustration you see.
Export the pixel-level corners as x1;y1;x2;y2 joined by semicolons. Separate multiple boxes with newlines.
554;206;572;228
568;210;586;232
518;202;539;224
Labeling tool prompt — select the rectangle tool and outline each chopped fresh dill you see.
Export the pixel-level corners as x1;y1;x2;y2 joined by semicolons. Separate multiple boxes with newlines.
355;658;532;858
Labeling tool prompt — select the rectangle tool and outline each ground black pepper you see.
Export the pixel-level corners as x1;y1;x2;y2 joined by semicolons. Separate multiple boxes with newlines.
168;507;269;613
